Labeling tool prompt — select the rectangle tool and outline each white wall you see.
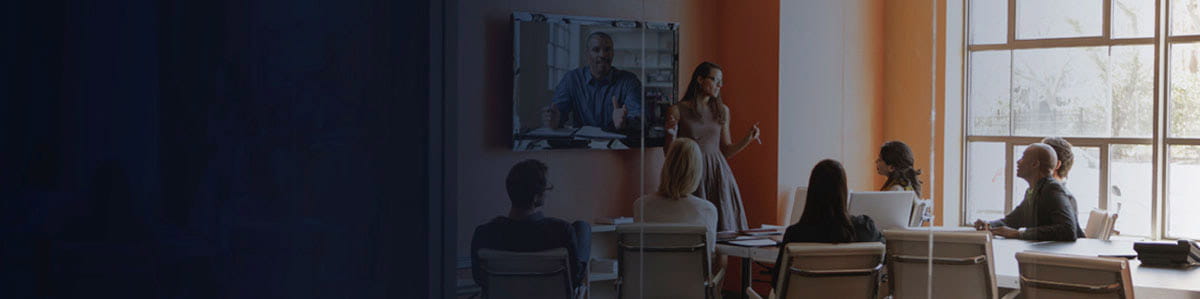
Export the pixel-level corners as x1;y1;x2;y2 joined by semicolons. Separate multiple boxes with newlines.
943;0;964;226
778;0;882;193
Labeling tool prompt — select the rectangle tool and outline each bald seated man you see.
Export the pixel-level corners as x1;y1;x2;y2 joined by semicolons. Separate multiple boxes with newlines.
974;143;1086;241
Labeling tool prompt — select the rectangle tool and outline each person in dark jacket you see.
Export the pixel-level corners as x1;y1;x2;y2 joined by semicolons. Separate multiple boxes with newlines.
974;143;1085;241
470;159;590;294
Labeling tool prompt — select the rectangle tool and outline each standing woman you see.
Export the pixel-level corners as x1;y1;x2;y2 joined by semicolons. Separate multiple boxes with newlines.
876;141;923;197
665;61;762;231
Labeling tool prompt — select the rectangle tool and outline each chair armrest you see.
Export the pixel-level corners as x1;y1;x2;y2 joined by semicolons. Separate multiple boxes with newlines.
745;287;780;299
1000;290;1020;299
705;267;728;299
575;284;589;299
745;287;765;299
709;266;727;287
578;258;590;299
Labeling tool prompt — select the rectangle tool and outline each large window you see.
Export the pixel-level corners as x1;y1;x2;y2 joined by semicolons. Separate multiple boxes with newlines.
964;0;1200;239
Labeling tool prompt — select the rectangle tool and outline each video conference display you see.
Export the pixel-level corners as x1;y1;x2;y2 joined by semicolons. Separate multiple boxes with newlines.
511;12;679;151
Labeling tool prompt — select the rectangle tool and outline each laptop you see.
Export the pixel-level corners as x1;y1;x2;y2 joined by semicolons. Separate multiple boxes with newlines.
848;191;917;230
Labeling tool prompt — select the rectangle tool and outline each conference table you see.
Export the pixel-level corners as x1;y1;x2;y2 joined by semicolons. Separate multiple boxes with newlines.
715;235;784;299
992;238;1200;298
716;230;1200;298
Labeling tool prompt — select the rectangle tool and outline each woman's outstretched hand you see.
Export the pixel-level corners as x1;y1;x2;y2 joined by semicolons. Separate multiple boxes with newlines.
747;122;761;144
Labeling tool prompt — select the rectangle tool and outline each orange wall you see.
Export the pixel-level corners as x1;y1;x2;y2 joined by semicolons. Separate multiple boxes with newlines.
716;0;780;228
713;0;780;294
883;0;947;225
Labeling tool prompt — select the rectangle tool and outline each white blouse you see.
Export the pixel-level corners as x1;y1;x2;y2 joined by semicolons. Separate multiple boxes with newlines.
633;193;719;251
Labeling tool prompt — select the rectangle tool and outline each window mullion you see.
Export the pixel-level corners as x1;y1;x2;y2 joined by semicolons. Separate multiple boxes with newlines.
1100;144;1110;210
1005;141;1015;213
1166;35;1200;43
969;37;1154;51
1151;0;1167;240
1102;0;1112;40
1008;0;1017;44
1163;138;1200;145
1008;47;1015;137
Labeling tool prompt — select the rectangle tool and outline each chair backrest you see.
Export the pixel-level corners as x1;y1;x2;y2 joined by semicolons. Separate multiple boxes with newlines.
616;223;710;299
1084;208;1119;240
775;242;885;299
1015;251;1134;299
787;187;808;226
477;248;573;299
883;230;998;299
777;186;796;226
909;199;932;227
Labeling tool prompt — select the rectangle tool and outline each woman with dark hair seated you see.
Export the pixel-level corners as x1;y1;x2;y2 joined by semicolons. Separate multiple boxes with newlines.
771;159;883;287
876;140;923;196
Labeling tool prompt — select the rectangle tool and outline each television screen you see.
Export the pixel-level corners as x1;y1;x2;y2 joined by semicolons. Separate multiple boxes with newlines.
511;12;679;151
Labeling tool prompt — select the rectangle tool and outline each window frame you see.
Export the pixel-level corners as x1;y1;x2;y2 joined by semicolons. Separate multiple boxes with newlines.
960;0;1200;240
546;23;573;90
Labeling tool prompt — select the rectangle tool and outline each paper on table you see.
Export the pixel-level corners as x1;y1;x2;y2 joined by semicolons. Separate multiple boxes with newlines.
727;239;778;247
735;235;765;240
526;127;577;137
741;230;783;237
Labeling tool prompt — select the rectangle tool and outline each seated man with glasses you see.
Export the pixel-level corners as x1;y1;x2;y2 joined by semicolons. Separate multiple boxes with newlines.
470;159;591;295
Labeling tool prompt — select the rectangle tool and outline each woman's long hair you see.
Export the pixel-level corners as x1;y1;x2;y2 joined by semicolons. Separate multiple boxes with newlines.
798;159;855;243
681;61;727;124
880;141;923;197
658;138;704;199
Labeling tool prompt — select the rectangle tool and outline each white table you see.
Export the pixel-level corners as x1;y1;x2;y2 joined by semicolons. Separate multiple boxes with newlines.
715;235;784;299
717;234;1200;298
713;227;978;293
992;238;1200;298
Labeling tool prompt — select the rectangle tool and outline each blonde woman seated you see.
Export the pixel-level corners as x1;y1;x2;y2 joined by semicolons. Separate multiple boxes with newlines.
633;138;724;278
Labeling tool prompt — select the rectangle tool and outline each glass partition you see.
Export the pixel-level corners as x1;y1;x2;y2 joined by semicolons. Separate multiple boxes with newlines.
455;2;941;299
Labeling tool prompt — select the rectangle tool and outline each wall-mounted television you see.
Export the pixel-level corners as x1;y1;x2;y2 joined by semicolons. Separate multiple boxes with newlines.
511;12;679;151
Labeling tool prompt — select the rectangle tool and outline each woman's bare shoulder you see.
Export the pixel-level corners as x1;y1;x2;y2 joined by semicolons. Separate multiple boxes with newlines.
672;101;695;110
